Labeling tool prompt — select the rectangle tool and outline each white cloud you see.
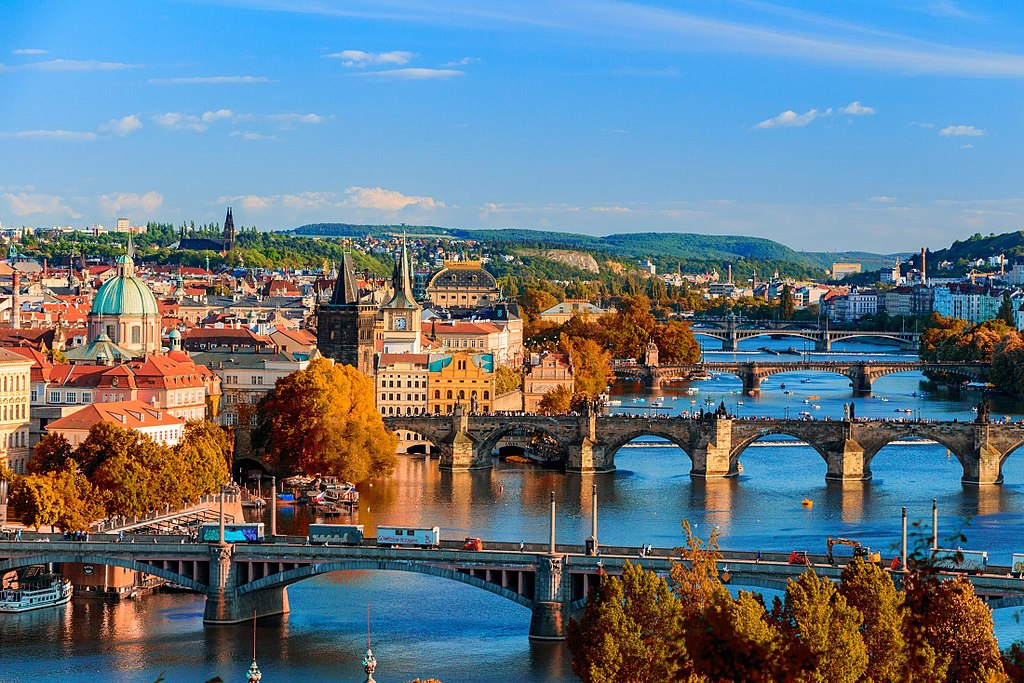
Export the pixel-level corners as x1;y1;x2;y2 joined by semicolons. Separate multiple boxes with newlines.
961;143;975;149
755;108;831;129
97;191;164;216
0;59;138;72
869;195;898;203
591;206;632;213
201;109;234;123
442;57;480;67
152;112;206;132
342;186;443;210
99;114;142;136
353;68;464;80
841;101;875;115
266;113;329;125
13;48;47;55
147;75;270;84
3;192;80;218
0;129;98;141
325;50;415;67
231;131;277;141
939;124;985;137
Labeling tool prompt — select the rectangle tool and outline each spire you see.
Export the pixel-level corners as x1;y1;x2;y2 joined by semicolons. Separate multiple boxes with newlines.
385;236;417;309
224;207;236;251
330;252;361;305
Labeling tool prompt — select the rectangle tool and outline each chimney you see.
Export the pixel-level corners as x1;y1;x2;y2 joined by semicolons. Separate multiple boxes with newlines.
11;271;20;330
920;248;927;284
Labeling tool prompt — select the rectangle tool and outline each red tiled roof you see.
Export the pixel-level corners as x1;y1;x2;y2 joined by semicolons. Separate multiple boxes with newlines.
46;400;185;432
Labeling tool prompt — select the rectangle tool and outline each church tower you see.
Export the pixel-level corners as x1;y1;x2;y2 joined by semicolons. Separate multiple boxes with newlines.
316;253;377;375
381;237;421;354
224;207;236;251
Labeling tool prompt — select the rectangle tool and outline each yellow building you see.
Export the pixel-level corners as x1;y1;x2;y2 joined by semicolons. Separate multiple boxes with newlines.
427;351;495;414
0;349;32;473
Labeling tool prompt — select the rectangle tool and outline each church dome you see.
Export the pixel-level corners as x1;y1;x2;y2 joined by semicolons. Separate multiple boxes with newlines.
90;253;160;317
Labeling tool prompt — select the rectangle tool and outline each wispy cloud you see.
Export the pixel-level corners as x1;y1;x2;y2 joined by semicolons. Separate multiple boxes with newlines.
939;124;985;137
841;101;875;115
152;112;207;132
266;113;330;125
0;59;139;72
147;75;270;84
201;109;234;123
98;191;163;216
231;131;278;141
442;57;480;67
99;114;143;136
3;192;80;218
12;48;47;55
755;108;831;129
325;50;415;67
0;129;98;141
869;195;898;203
353;68;464;80
220;187;444;212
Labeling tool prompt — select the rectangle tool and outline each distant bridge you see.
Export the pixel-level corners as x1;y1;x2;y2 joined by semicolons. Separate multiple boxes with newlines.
611;360;990;393
386;408;1019;485
689;318;920;351
3;537;1023;640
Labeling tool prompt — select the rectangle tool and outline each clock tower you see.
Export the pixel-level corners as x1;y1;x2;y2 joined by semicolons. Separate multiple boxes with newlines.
381;237;421;354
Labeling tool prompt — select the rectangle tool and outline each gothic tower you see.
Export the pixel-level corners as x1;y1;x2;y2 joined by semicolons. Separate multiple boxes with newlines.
224;207;236;251
316;253;377;375
381;237;421;354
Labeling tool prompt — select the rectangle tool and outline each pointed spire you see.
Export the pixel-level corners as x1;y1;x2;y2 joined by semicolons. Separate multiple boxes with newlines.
330;252;360;305
385;235;417;309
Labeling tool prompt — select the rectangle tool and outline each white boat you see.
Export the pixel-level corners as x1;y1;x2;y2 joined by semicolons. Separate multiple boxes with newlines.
0;575;73;613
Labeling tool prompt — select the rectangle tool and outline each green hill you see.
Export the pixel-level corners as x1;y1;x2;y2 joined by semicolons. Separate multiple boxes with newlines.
929;231;1024;267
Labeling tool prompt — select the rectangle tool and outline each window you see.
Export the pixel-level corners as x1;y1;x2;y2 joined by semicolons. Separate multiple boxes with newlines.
49;391;59;403
67;392;77;403
446;390;452;399
434;390;440;399
252;376;263;385
82;392;92;403
131;326;141;344
483;391;490;400
30;390;37;403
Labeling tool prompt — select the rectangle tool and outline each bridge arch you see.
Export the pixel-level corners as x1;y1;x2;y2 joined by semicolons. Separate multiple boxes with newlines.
476;423;570;462
729;429;831;470
0;552;207;592
860;433;970;472
237;559;535;609
734;330;820;346
602;429;695;462
827;332;915;348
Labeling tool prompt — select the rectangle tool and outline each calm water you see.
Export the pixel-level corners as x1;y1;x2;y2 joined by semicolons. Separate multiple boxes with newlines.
4;339;1024;682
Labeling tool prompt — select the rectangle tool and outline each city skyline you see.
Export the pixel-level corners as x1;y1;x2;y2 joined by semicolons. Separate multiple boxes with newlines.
2;0;1022;252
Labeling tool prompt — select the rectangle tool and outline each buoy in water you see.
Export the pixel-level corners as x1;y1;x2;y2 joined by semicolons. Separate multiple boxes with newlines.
801;499;813;508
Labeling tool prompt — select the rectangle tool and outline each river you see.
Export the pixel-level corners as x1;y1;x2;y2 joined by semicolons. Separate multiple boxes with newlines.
3;338;1024;682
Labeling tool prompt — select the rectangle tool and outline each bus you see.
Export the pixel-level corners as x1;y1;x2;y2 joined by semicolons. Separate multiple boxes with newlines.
198;523;265;543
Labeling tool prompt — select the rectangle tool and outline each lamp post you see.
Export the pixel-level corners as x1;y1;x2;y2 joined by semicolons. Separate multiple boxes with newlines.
549;492;556;555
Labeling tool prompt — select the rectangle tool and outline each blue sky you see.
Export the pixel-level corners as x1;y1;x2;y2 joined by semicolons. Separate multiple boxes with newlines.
1;0;1022;252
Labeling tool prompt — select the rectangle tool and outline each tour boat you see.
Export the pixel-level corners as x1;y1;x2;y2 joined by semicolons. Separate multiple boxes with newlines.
0;574;72;613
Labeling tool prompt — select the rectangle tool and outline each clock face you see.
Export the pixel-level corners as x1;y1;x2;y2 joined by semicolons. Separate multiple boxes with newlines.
394;317;407;330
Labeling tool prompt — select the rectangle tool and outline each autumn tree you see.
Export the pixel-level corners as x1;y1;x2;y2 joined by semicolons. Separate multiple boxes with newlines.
991;332;1024;395
671;520;724;619
652;321;701;364
600;294;656;359
998;291;1017;326
839;558;909;682
26;432;75;474
771;571;868;683
566;562;685;683
919;313;969;360
9;474;61;530
494;365;522;395
255;357;397;482
537;385;572;414
175;420;232;501
51;462;104;531
559;335;613;398
687;588;780;683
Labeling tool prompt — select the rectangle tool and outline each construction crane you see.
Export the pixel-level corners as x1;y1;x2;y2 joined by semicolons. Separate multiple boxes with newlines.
827;537;881;565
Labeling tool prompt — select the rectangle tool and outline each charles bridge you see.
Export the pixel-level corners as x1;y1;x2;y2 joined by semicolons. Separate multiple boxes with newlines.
386;408;1024;485
4;535;1024;640
689;318;921;352
611;359;990;393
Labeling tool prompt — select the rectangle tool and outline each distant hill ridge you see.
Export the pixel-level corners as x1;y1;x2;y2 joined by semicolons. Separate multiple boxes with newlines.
291;223;887;270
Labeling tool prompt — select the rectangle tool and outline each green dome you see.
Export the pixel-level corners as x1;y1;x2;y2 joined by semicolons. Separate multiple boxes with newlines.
90;273;160;317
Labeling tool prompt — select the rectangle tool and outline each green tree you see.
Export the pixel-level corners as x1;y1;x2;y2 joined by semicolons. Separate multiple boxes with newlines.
998;291;1017;326
255;358;398;482
567;562;686;683
175;420;232;501
771;571;868;683
780;283;796;320
839;559;908;682
494;365;522;395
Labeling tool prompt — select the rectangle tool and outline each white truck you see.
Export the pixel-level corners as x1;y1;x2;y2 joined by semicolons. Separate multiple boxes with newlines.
375;526;440;548
931;548;988;574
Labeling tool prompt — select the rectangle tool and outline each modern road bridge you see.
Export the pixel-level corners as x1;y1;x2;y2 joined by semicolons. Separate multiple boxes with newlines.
689;319;921;352
3;537;1023;640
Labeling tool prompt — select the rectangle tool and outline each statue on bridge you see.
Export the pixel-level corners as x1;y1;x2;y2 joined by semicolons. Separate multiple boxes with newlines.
976;397;991;424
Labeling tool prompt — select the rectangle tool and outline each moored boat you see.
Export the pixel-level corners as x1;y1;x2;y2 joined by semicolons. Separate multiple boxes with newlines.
0;573;73;613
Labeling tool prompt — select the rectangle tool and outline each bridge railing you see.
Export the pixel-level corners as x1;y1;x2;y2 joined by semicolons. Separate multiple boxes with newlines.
91;492;240;533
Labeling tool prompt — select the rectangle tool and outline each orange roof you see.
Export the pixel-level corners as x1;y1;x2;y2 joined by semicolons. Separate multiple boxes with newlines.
378;353;430;366
46;400;185;432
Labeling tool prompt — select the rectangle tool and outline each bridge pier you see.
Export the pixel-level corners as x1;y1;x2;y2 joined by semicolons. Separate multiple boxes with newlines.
824;438;872;481
723;334;738;352
203;543;290;625
741;372;761;395
529;555;569;641
814;336;831;352
849;367;873;396
690;418;737;479
961;445;1004;486
565;412;615;473
438;404;492;471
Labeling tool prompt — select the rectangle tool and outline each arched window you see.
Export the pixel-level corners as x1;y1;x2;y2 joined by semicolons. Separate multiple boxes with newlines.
471;390;478;399
483;391;490;400
446;390;453;399
434;390;440;399
458;390;465;400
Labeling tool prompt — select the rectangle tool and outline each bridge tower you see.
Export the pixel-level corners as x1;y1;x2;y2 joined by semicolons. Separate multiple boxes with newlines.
565;405;614;473
438;404;491;471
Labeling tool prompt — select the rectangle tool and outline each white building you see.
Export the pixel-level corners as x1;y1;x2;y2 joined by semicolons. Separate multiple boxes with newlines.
45;399;186;448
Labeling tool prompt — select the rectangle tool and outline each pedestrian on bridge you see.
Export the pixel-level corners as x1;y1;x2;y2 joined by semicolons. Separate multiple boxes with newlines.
519;540;525;552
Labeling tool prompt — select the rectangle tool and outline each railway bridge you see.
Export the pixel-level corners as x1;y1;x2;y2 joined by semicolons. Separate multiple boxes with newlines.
4;537;1024;640
386;408;1024;485
611;360;990;393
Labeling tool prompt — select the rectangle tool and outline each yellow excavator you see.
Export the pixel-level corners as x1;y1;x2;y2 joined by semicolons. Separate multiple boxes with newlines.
827;537;882;565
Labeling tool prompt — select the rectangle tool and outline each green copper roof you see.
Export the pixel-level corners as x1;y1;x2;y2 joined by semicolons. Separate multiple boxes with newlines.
90;273;160;317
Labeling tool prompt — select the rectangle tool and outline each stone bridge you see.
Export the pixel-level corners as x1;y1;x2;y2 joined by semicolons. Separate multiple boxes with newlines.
689;319;921;352
612;360;989;393
4;538;1024;640
387;409;1024;485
